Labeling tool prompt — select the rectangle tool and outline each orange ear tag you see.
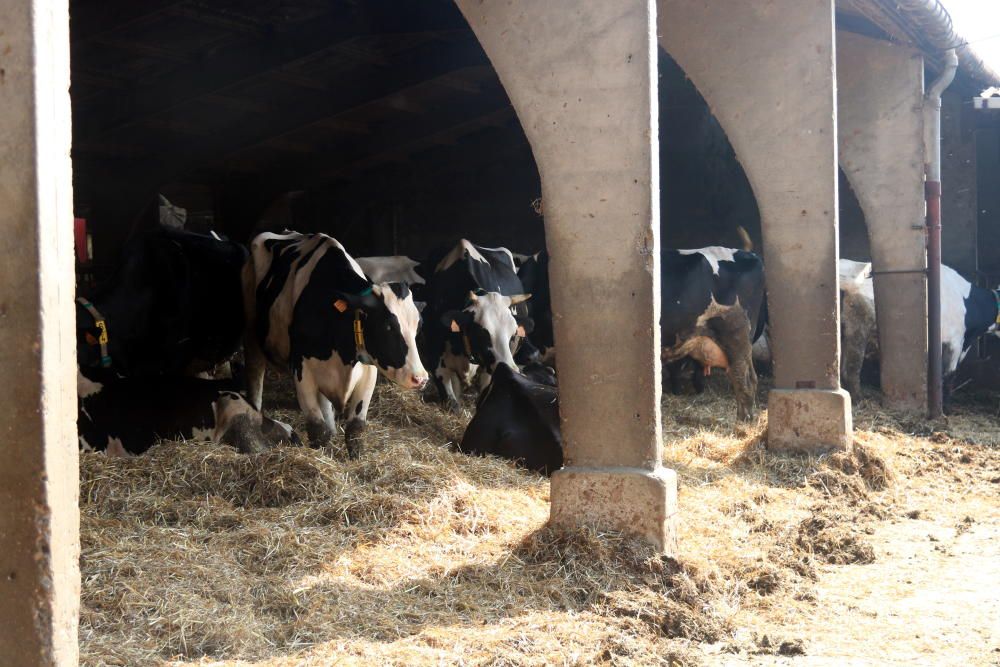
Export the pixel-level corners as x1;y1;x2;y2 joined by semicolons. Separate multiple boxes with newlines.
334;299;349;313
450;320;461;333
516;325;526;338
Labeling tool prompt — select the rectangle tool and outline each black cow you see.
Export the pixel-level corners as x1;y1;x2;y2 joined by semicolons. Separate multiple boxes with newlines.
514;250;554;365
661;246;766;420
421;239;533;410
76;226;246;376
77;368;297;456
460;363;563;475
242;231;427;453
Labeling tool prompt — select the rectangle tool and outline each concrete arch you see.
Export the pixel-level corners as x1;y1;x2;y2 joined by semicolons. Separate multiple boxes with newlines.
836;30;929;411
659;0;852;451
454;0;676;551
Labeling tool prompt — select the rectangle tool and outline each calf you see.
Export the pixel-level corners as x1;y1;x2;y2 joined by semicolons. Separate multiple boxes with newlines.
76;226;247;376
422;239;533;410
459;363;563;475
840;260;1000;399
242;231;428;453
77;368;297;456
661;246;766;420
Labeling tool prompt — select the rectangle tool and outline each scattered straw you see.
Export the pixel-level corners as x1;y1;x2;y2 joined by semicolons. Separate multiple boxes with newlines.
80;376;1000;665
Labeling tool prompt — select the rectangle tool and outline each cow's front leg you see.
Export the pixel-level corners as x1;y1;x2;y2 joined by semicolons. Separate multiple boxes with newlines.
343;364;377;458
243;332;267;410
691;360;706;394
663;359;683;395
295;369;332;448
436;361;462;412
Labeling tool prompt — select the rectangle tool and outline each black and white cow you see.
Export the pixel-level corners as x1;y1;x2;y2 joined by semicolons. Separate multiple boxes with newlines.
77;368;298;456
839;259;1000;399
459;363;563;475
661;246;766;421
513;250;555;365
421;239;533;410
242;231;428;454
76;226;247;377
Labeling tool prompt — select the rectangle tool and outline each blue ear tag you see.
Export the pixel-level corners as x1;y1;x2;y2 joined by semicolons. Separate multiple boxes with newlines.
359;286;373;297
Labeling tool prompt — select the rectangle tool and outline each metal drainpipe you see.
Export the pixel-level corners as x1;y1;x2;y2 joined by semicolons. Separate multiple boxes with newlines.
924;48;958;419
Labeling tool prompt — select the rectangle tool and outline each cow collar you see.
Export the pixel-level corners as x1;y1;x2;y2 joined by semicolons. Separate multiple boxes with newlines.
353;309;374;366
77;297;112;368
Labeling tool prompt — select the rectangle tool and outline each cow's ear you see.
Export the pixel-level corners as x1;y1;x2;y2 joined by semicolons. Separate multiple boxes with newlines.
441;309;470;330
333;287;379;311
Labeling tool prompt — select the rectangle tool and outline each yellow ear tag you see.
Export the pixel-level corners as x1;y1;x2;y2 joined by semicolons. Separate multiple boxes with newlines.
450;320;461;333
334;299;349;313
516;325;526;338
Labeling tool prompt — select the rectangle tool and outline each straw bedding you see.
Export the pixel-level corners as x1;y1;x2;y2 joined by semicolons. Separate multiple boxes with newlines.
79;374;1000;666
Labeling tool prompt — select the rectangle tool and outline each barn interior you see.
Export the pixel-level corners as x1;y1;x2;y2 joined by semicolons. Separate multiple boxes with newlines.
71;0;1000;383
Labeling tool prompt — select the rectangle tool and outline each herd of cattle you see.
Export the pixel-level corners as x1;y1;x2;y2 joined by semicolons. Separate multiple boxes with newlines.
76;225;1000;474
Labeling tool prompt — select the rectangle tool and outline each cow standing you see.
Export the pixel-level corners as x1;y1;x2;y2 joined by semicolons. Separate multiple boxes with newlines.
77;368;298;456
839;260;1000;400
661;246;766;421
76;227;247;376
242;232;428;454
421;239;533;411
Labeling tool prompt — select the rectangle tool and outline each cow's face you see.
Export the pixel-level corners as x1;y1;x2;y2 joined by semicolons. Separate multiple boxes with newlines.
346;282;428;390
444;292;533;371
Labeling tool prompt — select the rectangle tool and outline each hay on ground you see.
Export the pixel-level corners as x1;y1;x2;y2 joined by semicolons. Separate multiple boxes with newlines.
80;376;1000;666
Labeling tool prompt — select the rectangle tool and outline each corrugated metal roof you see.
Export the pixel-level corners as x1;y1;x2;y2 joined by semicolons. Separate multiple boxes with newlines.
840;0;1000;89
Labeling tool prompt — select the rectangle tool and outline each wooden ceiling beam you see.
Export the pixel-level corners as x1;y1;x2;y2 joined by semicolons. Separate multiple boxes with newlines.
267;86;513;189
74;1;470;141
150;35;488;184
71;0;190;46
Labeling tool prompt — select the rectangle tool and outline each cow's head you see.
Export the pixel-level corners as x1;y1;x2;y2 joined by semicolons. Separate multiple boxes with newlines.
335;282;428;390
443;291;533;371
213;391;301;453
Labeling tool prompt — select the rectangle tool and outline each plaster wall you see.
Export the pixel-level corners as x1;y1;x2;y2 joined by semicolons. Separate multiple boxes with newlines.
0;0;80;663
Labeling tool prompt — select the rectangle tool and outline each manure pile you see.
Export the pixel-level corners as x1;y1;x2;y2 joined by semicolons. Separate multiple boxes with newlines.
80;378;1000;666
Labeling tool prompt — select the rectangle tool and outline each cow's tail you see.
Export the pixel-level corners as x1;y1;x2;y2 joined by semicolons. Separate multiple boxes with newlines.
737;226;753;252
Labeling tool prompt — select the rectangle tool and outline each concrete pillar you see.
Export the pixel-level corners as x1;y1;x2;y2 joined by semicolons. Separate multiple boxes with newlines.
837;31;928;411
660;0;851;452
941;89;979;280
455;0;677;552
0;0;80;664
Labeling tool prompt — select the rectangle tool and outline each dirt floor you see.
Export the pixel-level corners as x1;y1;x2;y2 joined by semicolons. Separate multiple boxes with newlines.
78;372;1000;666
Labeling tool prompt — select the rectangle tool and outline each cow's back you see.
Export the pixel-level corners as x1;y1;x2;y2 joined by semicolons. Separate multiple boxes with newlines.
460;363;562;475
